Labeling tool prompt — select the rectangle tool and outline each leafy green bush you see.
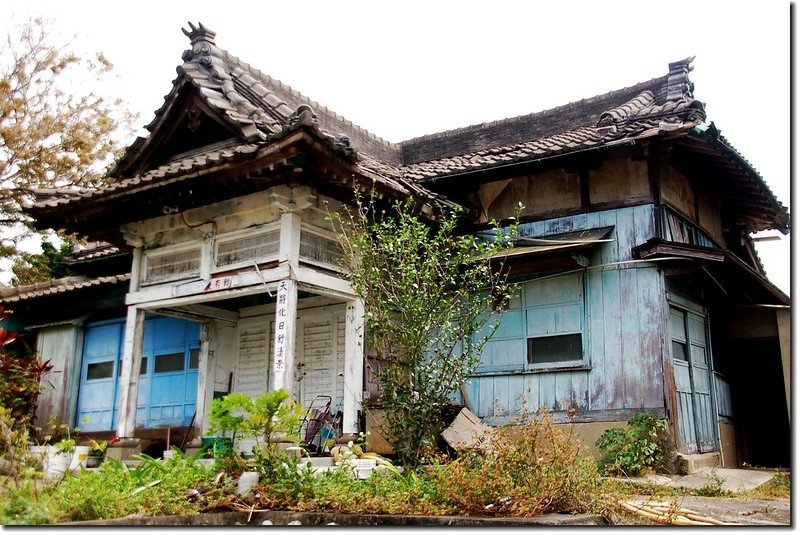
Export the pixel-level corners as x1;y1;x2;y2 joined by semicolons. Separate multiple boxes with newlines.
209;389;303;456
596;412;667;476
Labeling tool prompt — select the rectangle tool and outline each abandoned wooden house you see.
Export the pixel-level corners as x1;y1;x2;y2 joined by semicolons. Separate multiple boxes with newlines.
2;22;789;468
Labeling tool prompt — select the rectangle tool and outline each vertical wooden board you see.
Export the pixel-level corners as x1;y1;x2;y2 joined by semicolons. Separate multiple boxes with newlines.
617;207;636;260
469;377;482;416
638;268;665;407
492;375;511;417
521;373;540;414
506;374;528;418
632;204;656;245
37;326;79;427
586;268;606;410
554;371;573;412
476;376;494;419
538;371;556;412
619;266;641;408
569;370;590;411
601;269;624;408
597;210;620;264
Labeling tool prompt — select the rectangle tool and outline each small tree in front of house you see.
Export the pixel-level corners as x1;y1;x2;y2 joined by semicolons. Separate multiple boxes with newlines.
330;196;516;466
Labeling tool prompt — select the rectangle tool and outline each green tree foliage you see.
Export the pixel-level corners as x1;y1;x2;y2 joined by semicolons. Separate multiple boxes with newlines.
10;237;73;285
330;197;517;466
0;17;134;265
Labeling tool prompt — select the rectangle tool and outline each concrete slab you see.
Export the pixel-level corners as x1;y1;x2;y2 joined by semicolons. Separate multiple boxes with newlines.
667;468;775;493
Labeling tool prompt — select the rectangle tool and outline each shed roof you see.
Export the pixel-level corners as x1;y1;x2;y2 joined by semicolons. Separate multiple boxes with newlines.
0;274;131;304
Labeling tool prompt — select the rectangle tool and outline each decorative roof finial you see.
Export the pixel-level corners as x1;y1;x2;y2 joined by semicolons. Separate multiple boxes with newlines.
182;22;216;47
666;56;695;101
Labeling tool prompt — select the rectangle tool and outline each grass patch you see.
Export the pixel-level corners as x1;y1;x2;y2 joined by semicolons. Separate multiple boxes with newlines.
1;413;635;524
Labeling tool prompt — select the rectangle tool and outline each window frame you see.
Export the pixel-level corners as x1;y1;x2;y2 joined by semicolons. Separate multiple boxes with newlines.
298;223;345;273
140;241;204;286
212;222;281;273
473;271;590;376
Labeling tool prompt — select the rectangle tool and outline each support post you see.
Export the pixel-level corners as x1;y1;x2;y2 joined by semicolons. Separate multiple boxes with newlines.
343;298;365;434
116;306;145;438
195;322;212;436
272;278;298;397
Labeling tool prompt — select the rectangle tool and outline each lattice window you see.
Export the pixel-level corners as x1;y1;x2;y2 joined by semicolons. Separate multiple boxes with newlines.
144;248;201;283
300;229;343;266
215;229;280;268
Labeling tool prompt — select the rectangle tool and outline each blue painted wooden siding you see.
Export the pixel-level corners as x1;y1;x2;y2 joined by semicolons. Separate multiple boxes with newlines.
469;205;666;422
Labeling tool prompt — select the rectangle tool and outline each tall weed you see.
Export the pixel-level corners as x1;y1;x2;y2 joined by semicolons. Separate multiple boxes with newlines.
431;411;610;517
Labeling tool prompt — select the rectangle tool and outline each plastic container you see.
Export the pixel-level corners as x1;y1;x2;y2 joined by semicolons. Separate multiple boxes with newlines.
70;446;90;471
45;449;71;479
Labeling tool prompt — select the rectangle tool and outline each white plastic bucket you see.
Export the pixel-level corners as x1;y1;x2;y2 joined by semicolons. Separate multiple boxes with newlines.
70;446;90;471
163;450;176;460
45;449;71;479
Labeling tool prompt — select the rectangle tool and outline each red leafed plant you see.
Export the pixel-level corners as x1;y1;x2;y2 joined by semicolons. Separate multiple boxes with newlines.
0;305;53;433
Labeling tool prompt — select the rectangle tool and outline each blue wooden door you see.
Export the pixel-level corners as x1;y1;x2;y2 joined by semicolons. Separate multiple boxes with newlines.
76;320;125;431
77;316;200;431
669;305;716;453
143;317;200;428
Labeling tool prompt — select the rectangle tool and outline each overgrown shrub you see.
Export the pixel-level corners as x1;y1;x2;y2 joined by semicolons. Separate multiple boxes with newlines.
596;412;667;476
431;411;610;517
330;196;517;466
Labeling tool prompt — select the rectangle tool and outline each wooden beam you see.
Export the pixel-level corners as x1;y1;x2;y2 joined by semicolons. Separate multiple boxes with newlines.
153;304;239;327
343;298;365;434
116;306;145;438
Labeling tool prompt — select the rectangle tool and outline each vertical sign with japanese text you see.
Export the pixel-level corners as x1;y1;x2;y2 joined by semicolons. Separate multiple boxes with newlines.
273;280;289;375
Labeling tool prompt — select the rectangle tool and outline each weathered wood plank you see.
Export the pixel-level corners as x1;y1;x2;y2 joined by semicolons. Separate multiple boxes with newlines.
600;269;623;409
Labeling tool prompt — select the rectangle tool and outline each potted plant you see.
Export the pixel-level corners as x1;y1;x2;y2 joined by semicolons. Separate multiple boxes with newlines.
209;388;303;457
85;439;107;468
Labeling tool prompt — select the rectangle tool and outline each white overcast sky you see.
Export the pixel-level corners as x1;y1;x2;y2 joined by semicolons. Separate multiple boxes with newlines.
3;0;792;294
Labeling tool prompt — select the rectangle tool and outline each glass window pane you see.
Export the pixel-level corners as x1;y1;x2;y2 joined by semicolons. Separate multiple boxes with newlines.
154;352;185;373
527;334;582;365
87;361;114;380
189;348;200;369
671;341;688;361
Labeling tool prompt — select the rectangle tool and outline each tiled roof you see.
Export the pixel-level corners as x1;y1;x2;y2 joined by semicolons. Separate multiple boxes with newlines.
27;24;787;235
66;242;124;263
34;142;261;209
0;274;130;304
